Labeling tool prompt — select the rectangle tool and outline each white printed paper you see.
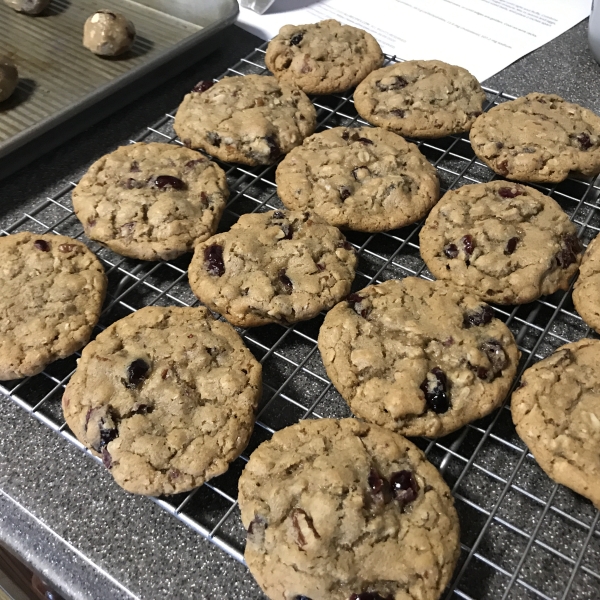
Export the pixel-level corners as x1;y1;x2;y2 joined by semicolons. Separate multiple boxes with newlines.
238;0;591;81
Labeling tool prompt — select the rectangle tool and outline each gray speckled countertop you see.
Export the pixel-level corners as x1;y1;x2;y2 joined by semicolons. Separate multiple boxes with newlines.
0;17;599;600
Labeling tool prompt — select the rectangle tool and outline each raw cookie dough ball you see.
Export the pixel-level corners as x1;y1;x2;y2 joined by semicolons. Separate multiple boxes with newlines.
3;0;50;15
0;56;18;102
83;10;136;57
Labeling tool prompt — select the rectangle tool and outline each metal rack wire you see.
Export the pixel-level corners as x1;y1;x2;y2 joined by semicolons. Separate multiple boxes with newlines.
1;44;600;599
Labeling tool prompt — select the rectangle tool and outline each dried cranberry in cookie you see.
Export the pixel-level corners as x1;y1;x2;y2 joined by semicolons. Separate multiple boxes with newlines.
420;181;582;304
318;277;519;437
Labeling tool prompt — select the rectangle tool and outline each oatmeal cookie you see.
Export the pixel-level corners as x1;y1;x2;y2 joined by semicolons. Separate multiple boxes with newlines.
239;418;460;600
276;126;439;232
318;277;519;438
470;93;600;183
72;142;228;261
173;75;316;166
265;20;384;94
0;232;106;380
420;181;582;304
511;339;600;509
354;60;485;138
62;306;262;496
188;209;357;327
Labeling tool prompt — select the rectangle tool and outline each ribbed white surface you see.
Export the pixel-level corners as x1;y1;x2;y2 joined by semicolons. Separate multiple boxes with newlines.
0;0;201;142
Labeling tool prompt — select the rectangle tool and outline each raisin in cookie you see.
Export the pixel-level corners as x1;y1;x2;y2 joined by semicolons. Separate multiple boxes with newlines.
0;233;106;380
420;181;582;304
265;20;384;95
318;278;519;438
173;75;316;166
354;60;485;139
573;234;600;333
72;143;228;261
470;93;600;183
239;418;460;600
62;306;262;496
188;210;357;327
276;126;439;232
511;339;600;509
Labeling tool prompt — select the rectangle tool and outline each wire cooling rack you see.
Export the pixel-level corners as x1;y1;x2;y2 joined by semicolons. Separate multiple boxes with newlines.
2;44;600;600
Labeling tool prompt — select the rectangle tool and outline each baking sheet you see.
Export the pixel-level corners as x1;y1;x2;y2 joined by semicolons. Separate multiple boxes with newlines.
0;0;238;177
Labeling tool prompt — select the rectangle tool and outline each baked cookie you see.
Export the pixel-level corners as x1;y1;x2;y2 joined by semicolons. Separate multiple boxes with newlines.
0;232;106;380
62;306;262;496
265;20;384;95
354;60;485;139
275;126;439;232
318;278;519;438
72;143;228;261
573;234;600;333
239;418;460;600
188;210;357;327
470;93;600;183
511;339;600;509
420;181;582;304
173;75;317;166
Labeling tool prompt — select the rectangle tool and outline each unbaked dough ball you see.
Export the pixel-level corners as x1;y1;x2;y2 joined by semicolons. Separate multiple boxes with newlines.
3;0;50;15
0;57;18;102
83;10;136;57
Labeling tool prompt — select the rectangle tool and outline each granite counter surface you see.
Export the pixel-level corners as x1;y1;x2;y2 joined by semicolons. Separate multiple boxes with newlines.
0;18;599;600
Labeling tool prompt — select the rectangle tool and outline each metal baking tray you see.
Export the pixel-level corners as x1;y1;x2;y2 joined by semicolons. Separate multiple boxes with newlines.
1;44;600;599
0;0;238;180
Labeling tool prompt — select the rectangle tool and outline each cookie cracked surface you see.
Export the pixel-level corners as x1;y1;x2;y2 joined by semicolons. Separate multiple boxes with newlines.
0;232;107;380
188;209;357;327
420;181;582;304
470;93;600;183
72;142;228;261
265;19;384;95
276;126;439;232
62;306;262;496
318;278;519;437
511;339;600;509
238;418;460;600
354;60;485;139
173;75;317;166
